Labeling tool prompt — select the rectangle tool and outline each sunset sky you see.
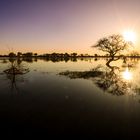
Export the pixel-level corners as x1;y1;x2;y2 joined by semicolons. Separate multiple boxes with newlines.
1;0;140;54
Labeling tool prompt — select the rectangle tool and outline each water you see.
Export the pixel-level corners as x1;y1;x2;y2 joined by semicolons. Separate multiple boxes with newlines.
0;57;140;137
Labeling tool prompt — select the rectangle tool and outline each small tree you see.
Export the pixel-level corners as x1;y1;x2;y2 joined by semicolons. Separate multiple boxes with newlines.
94;54;98;57
9;52;16;57
23;52;33;57
71;53;77;57
92;34;132;58
17;52;22;57
34;53;38;57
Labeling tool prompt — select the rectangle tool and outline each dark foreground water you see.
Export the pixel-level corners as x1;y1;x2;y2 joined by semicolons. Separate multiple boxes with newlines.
0;57;140;137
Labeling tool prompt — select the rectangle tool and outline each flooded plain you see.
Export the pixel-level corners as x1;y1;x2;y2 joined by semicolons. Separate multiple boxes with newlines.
0;57;140;137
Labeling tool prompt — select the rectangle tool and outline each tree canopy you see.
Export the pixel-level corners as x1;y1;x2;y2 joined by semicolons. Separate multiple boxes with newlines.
9;52;16;57
92;34;132;57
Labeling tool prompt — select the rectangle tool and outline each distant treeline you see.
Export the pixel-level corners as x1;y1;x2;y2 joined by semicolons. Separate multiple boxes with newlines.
0;52;91;57
0;51;140;58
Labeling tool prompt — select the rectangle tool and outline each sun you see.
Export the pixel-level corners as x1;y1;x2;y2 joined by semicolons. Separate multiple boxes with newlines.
123;30;136;43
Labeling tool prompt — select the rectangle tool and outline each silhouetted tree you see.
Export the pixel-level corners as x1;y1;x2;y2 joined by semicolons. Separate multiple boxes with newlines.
94;54;98;57
9;52;16;57
22;52;33;57
92;34;132;58
4;59;29;93
64;53;70;58
34;53;38;57
17;52;22;57
71;53;77;57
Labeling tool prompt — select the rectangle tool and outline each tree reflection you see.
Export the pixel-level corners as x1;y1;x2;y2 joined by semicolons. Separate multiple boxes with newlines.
95;65;128;95
59;59;136;96
3;58;29;93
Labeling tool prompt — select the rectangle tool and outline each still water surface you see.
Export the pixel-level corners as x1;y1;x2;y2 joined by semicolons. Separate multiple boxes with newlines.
0;57;140;136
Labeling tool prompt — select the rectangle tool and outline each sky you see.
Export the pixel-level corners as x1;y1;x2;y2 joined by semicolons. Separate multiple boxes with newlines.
1;0;140;55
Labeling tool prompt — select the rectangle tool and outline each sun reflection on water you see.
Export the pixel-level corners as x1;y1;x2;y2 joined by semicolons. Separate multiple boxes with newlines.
122;68;133;81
